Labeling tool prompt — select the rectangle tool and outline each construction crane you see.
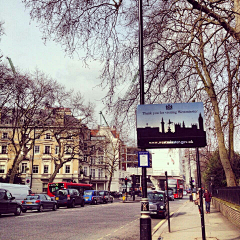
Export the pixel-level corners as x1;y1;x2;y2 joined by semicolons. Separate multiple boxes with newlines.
99;111;109;127
6;57;16;76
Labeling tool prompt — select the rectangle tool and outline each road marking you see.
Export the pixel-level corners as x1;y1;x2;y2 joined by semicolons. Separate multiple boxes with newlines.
152;212;174;234
17;213;45;218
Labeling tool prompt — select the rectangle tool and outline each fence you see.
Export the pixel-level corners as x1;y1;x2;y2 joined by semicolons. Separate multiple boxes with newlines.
213;187;240;205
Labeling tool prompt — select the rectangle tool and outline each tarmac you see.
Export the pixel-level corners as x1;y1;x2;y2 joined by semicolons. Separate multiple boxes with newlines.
152;199;240;240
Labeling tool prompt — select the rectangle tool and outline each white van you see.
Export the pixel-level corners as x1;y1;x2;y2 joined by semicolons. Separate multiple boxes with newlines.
0;183;31;202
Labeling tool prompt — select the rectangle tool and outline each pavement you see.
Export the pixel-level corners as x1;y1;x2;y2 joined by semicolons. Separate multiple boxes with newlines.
152;200;240;240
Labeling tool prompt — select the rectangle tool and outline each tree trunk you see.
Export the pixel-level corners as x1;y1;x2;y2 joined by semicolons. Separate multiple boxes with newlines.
211;96;237;186
9;156;23;183
49;164;62;183
107;171;113;192
228;72;234;165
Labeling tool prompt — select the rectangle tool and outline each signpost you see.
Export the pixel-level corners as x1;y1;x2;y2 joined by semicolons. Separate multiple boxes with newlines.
136;103;207;240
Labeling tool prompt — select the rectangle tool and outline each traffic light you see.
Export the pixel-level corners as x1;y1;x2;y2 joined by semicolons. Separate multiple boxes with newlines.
125;177;128;186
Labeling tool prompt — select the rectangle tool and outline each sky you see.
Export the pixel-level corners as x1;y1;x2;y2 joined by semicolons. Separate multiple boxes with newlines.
0;0;109;125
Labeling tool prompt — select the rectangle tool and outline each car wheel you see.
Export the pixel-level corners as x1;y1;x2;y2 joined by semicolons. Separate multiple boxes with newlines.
71;200;75;208
22;209;27;213
38;205;43;212
81;200;85;207
95;199;98;205
15;206;22;216
52;204;57;211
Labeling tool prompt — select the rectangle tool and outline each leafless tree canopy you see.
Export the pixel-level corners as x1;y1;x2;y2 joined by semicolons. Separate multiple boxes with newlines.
23;0;240;185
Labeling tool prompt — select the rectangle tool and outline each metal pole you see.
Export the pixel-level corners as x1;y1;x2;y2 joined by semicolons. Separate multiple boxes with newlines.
139;0;151;238
165;171;171;232
196;148;206;240
30;128;35;189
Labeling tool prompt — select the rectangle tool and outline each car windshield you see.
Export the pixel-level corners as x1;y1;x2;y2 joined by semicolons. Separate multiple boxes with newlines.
148;192;164;201
84;191;92;195
26;195;39;200
99;192;105;196
55;189;68;196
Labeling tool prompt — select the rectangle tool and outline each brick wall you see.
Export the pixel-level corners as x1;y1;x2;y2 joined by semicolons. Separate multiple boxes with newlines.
212;197;240;228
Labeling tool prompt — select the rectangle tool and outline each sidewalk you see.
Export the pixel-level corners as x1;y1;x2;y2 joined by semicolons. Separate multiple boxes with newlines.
153;200;240;240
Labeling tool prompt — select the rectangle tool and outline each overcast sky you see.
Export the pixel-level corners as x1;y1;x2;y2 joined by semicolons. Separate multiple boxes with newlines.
0;0;109;125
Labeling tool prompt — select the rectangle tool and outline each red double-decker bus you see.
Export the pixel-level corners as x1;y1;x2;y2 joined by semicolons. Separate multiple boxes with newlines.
167;178;184;199
47;182;93;197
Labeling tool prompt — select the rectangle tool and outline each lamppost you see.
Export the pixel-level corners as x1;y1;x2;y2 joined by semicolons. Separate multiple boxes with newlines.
139;0;151;238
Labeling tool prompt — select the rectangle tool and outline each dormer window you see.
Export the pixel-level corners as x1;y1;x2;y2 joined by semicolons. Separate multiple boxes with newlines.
45;133;51;139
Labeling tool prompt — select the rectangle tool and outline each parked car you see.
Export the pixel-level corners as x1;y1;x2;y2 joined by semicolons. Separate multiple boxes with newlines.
99;190;113;203
0;188;22;216
83;190;103;204
54;188;85;208
148;190;168;218
165;189;174;201
22;194;57;212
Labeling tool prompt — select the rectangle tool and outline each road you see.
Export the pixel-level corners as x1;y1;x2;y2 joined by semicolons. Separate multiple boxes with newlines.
0;196;189;240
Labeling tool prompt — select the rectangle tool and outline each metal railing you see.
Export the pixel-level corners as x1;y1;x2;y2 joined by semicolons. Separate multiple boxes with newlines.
213;187;240;206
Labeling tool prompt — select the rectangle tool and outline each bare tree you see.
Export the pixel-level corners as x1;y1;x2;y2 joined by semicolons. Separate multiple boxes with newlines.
47;107;94;183
0;67;75;183
23;0;240;186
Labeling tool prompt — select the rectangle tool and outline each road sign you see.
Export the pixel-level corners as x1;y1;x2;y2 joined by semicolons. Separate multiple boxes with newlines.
25;177;31;187
136;102;207;149
138;151;150;167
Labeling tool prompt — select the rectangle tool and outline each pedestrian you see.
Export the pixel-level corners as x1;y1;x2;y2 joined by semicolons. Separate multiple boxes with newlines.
203;189;212;213
195;190;201;214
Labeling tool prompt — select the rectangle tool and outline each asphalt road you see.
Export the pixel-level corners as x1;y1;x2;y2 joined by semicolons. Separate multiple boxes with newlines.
0;196;189;240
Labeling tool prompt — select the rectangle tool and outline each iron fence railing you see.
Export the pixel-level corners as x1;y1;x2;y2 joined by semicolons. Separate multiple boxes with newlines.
213;187;240;206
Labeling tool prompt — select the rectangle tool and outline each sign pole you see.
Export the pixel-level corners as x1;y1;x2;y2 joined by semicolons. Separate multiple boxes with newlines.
196;148;206;240
165;171;171;232
139;0;151;237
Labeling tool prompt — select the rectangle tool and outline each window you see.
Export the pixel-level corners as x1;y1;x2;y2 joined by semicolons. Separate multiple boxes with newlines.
34;145;40;154
2;132;8;139
44;165;49;174
42;183;48;193
83;155;88;162
83;167;87;176
33;165;39;173
65;146;72;154
98;168;103;178
91;169;95;179
65;165;70;173
21;163;27;173
55;146;59;155
45;133;51;139
0;165;5;173
44;146;51;154
91;157;95;165
98;156;104;164
1;146;7;154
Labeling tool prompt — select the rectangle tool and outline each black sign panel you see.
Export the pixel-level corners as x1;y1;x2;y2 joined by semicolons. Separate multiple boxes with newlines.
137;102;207;149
